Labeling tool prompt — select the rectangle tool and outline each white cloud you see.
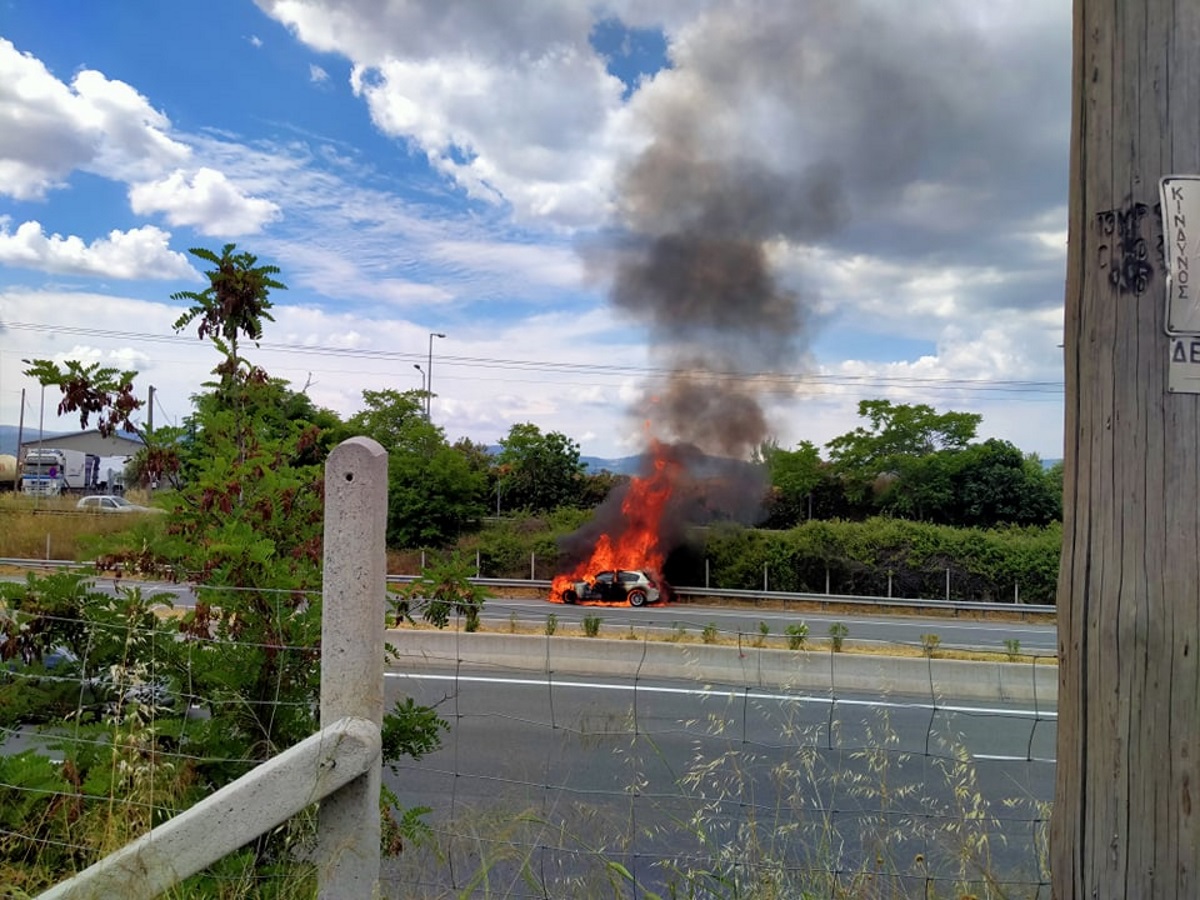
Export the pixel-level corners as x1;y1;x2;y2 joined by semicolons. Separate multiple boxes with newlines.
0;38;189;200
348;53;630;227
1;5;1075;462
261;1;637;227
129;167;281;236
309;64;329;83
250;35;264;48
0;221;199;280
430;240;584;290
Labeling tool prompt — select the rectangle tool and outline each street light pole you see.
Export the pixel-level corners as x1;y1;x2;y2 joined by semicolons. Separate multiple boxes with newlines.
413;364;426;413
426;332;446;420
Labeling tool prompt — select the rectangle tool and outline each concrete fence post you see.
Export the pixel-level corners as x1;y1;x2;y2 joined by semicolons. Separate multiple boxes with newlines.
317;437;388;898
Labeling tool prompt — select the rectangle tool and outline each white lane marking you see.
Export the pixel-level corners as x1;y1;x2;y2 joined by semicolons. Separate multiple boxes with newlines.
385;671;1057;720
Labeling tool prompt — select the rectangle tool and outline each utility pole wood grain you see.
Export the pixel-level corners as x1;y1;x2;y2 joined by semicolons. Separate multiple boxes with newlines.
1053;1;1200;897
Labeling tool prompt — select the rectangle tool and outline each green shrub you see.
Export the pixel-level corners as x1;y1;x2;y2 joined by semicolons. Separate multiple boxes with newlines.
785;622;809;650
829;621;849;652
582;614;602;637
545;613;558;636
702;622;719;644
753;620;770;648
681;518;1061;604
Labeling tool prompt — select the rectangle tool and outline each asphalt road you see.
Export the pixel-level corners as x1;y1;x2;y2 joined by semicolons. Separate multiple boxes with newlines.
381;664;1056;898
3;641;1056;898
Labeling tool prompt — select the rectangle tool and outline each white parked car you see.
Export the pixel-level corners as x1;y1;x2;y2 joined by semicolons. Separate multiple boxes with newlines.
76;495;163;514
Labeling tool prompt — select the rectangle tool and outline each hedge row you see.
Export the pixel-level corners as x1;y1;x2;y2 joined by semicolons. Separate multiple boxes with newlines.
458;515;1062;606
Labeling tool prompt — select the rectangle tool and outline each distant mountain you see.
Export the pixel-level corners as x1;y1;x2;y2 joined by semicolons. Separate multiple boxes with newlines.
0;424;67;457
581;454;644;475
484;444;645;476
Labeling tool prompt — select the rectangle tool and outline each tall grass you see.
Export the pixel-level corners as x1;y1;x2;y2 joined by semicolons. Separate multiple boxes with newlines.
385;702;1051;899
0;493;166;561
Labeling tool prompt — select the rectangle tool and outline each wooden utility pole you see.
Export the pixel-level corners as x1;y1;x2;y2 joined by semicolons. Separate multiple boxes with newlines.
1054;1;1200;897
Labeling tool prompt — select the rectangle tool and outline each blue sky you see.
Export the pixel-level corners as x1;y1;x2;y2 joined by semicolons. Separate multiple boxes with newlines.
0;1;1069;460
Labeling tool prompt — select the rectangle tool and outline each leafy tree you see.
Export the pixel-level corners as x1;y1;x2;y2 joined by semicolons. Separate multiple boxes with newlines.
19;359;142;438
579;468;629;509
955;441;1061;526
452;436;495;477
389;446;488;547
759;439;825;527
885;439;1062;526
347;388;437;454
20;244;445;882
882;450;956;522
825;399;982;503
453;436;502;512
393;554;489;632
496;422;586;513
171;243;281;349
348;389;488;546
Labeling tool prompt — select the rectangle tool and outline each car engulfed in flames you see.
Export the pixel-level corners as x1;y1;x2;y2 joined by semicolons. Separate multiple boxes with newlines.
550;440;677;607
559;569;664;607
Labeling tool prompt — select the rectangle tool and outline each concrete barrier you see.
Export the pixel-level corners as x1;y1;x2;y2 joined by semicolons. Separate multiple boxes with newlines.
385;630;1057;706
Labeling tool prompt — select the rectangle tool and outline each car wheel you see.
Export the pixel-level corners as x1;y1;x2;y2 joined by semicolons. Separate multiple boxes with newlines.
563;589;578;605
628;589;647;607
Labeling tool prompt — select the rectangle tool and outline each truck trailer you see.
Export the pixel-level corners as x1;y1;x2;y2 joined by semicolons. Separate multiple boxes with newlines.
96;455;131;495
0;454;17;492
20;448;100;496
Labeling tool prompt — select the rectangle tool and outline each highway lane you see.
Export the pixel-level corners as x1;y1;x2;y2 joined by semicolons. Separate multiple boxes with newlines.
1;572;1058;654
382;664;1055;897
2;644;1055;897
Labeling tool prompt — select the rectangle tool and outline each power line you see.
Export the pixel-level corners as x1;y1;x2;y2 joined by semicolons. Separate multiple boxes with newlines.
1;320;1065;396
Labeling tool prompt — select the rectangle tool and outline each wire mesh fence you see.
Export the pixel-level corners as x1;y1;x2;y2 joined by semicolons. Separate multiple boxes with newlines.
1;577;1055;899
381;619;1055;899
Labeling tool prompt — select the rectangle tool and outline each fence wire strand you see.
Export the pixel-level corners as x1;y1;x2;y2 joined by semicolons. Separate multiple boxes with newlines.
2;583;1055;898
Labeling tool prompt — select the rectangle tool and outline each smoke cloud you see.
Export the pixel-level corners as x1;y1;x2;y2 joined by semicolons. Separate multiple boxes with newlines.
588;1;967;462
563;1;986;567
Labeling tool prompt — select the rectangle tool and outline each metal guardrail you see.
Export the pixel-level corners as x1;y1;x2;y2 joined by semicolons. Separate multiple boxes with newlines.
1;560;1056;617
0;556;89;569
387;575;1057;616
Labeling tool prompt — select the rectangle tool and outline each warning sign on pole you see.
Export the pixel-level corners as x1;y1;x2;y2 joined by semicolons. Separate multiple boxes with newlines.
1160;176;1200;334
1168;336;1200;393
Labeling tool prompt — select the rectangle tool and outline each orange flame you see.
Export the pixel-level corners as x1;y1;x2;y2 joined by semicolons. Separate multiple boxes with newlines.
551;440;678;604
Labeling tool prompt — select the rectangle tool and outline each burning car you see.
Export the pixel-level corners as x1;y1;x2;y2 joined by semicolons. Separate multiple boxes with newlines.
559;569;663;607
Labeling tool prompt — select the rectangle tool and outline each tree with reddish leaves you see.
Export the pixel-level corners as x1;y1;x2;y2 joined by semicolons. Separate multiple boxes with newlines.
171;243;282;351
21;245;443;881
21;359;142;438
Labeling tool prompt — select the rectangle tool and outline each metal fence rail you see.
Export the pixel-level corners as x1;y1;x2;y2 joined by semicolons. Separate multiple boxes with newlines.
0;559;1056;617
388;575;1059;617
